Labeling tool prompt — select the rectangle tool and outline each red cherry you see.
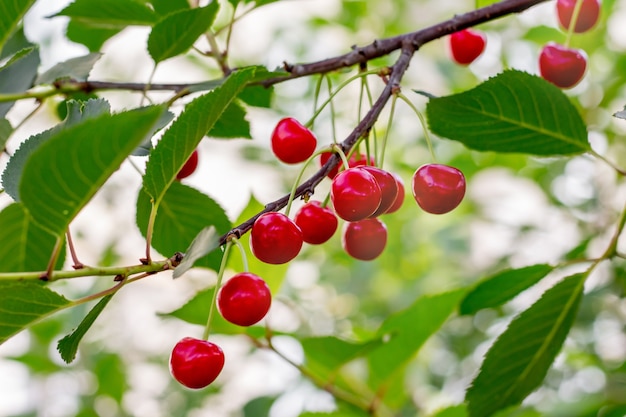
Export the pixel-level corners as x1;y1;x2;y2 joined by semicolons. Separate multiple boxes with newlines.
449;28;487;65
271;117;317;164
250;212;303;264
176;149;199;180
218;272;271;326
319;152;376;180
359;166;399;217
539;43;587;89
170;337;224;389
294;201;338;244
384;173;405;214
412;164;466;214
557;0;600;33
342;218;387;261
331;167;382;222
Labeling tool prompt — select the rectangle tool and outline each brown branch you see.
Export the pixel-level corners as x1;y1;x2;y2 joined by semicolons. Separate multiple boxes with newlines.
216;0;549;246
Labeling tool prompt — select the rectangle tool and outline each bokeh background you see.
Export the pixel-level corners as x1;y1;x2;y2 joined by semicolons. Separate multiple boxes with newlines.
1;0;626;416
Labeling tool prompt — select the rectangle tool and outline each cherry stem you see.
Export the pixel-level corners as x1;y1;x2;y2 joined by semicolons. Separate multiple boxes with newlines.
66;228;85;269
397;92;437;163
564;0;584;47
326;76;338;144
203;241;234;340
379;94;399;169
304;69;381;128
589;149;626;176
311;75;325;131
285;148;331;217
231;237;249;272
144;201;160;264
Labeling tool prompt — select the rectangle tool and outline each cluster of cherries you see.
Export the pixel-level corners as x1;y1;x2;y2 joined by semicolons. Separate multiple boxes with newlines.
251;117;466;263
449;0;600;89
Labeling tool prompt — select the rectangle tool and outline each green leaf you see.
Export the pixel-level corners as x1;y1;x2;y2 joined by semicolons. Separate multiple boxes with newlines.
20;105;164;237
301;336;383;379
429;405;468;417
243;396;276;417
35;52;102;84
143;67;255;205
147;3;219;64
149;0;190;16
57;294;113;363
207;102;251;139
466;273;586;417
460;264;553;315
0;203;62;273
0;0;36;52
0;45;40;118
65;19;121;51
173;226;220;279
426;70;589;156
3;99;111;201
55;0;158;28
367;288;466;386
136;182;230;271
0;118;12;150
0;282;70;345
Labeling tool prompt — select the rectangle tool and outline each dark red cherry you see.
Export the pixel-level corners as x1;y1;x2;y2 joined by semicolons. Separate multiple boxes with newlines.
170;337;225;389
271;117;317;164
412;164;466;214
218;272;271;326
331;167;382;221
294;201;338;244
250;212;303;264
384;173;405;214
539;43;587;89
360;166;399;217
176;149;199;180
557;0;600;33
449;28;487;65
342;218;387;261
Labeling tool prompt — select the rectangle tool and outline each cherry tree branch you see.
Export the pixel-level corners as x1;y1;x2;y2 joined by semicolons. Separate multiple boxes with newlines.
217;0;549;246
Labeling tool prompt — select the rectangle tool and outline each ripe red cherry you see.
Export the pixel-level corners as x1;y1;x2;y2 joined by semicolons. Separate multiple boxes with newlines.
384;173;405;214
250;212;303;264
294;201;338;244
331;167;382;222
412;164;466;214
539;43;587;89
557;0;600;33
218;272;271;326
271;117;317;164
176;149;199;180
342;218;387;261
449;28;487;65
360;166;398;217
170;337;224;389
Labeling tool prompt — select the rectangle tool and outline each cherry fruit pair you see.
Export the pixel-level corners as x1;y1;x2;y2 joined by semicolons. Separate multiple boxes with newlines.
170;272;271;389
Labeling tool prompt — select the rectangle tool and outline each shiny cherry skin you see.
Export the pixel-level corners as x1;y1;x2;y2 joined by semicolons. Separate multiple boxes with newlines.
294;201;338;244
360;166;399;217
250;212;303;264
412;164;466;214
331;167;382;222
557;0;600;33
539;43;587;89
271;117;317;164
319;152;376;180
342;218;388;261
384;173;405;214
218;272;271;326
170;337;225;389
176;149;199;180
449;28;487;65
